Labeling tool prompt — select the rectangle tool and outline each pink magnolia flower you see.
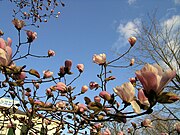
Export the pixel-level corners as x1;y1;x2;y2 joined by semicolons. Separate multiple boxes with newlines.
43;70;53;78
18;72;27;80
135;64;176;96
99;91;111;101
26;30;37;42
113;82;135;103
59;66;65;76
130;58;135;66
113;82;141;113
94;96;101;103
128;36;136;46
77;103;87;113
89;81;99;90
0;30;4;36
93;53;106;65
94;123;103;129
77;64;84;72
55;82;67;92
56;101;66;109
25;92;31;97
0;38;12;66
81;85;88;93
65;60;72;73
46;88;53;97
138;89;150;107
102;128;111;135
12;18;25;30
129;77;136;85
48;50;55;57
141;119;153;128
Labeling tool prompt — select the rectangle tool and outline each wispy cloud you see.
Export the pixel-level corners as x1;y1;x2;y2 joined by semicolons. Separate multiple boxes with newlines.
174;0;180;4
160;15;180;74
112;18;141;51
128;0;136;5
161;15;180;32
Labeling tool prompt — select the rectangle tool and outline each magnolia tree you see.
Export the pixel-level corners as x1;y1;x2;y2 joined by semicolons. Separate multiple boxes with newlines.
0;1;179;135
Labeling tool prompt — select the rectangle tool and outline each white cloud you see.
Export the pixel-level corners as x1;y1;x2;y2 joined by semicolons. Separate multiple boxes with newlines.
117;18;140;39
112;18;141;51
128;0;136;5
162;15;180;31
174;0;180;4
161;16;180;75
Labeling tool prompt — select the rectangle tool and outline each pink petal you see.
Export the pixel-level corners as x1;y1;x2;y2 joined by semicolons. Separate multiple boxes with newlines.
0;38;6;50
130;100;141;114
158;70;176;94
136;71;158;94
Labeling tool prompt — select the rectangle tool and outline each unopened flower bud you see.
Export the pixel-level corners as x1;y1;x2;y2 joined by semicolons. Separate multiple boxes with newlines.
130;58;135;66
89;81;99;90
26;30;37;42
141;119;153;128
0;30;4;36
48;50;55;57
94;96;101;103
43;70;53;78
81;85;88;93
128;36;136;46
99;91;111;101
77;64;84;72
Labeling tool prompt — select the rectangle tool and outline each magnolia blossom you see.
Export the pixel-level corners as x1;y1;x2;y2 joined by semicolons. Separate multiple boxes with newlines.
81;85;88;93
12;18;25;30
138;89;150;107
113;82;135;103
48;50;55;57
0;38;12;66
129;77;136;85
18;72;26;80
43;70;53;78
94;96;101;103
56;82;67;92
65;60;72;73
46;89;53;97
128;36;136;46
113;82;140;113
130;58;135;66
99;91;111;101
59;66;65;76
93;53;106;65
56;101;66;109
141;119;153;128
77;103;87;113
94;123;103;129
0;30;4;36
102;128;111;135
135;64;176;95
77;64;84;72
26;30;37;42
89;81;99;90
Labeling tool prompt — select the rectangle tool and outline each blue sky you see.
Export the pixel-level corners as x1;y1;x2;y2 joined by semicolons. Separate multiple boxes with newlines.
0;0;180;108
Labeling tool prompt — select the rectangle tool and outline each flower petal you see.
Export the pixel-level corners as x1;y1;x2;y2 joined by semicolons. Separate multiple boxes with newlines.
130;100;141;114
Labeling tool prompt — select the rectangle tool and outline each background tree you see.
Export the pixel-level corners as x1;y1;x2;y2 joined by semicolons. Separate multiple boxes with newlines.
127;13;180;134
